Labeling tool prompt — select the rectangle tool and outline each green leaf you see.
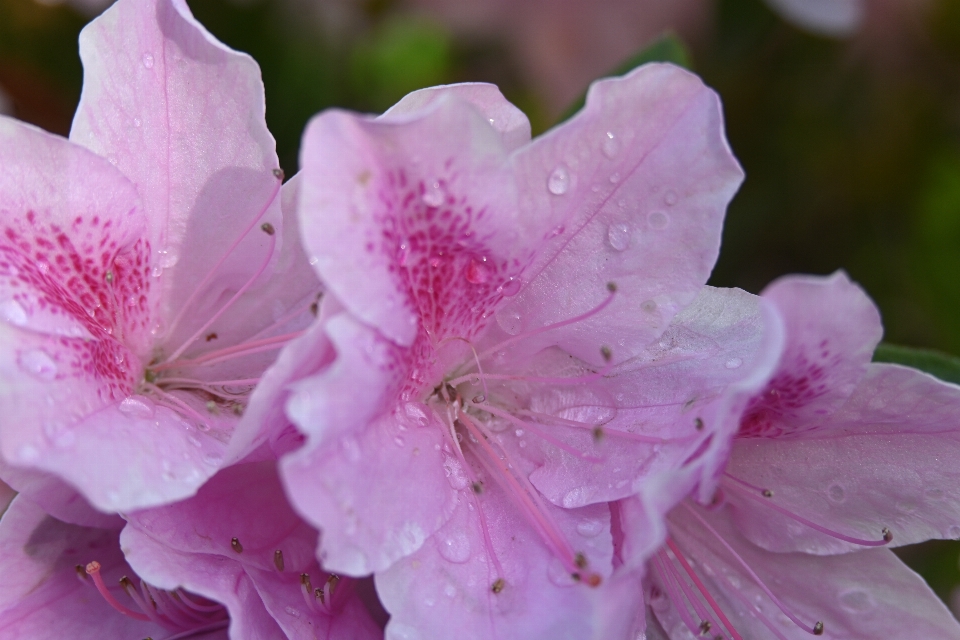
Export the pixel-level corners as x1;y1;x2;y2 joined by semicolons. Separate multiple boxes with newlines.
872;343;960;385
556;31;692;125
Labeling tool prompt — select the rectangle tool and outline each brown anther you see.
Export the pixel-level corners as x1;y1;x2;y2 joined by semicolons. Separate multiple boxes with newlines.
471;481;484;494
882;527;893;543
232;403;245;416
327;574;340;595
315;588;325;605
231;537;243;553
273;549;285;572
261;222;276;236
813;621;824;635
105;270;114;283
206;400;219;414
574;552;588;569
592;426;605;443
119;575;133;589
606;281;617;293
571;572;581;581
699;620;712;635
205;332;218;342
600;345;612;362
144;369;157;384
491;578;506;594
762;489;774;498
585;573;602;587
300;573;312;588
310;302;319;316
694;417;704;431
272;168;284;180
75;564;87;580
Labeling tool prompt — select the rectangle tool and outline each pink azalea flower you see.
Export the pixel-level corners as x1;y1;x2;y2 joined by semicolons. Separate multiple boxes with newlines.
120;460;385;639
620;272;960;639
0;0;320;516
275;66;759;637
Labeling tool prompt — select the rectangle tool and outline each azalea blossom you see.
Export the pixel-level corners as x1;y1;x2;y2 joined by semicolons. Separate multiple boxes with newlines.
268;65;766;638
620;273;960;639
0;0;320;517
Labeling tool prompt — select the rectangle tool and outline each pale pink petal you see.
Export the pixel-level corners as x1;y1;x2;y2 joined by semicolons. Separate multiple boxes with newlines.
281;404;457;576
527;287;774;508
383;83;532;151
652;503;960;640
71;0;283;336
299;94;549;349
0;496;170;639
0;460;121;528
727;363;960;554
741;271;881;438
497;64;743;366
374;477;619;640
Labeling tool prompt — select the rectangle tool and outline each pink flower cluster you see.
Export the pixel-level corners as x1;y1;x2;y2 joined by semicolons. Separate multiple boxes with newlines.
2;0;960;638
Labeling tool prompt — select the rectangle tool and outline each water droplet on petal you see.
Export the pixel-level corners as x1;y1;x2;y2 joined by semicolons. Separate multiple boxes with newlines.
142;52;154;68
496;309;522;336
609;173;620;184
0;299;28;326
606;222;630;251
648;210;669;230
547;557;577;587
827;484;845;503
203;452;223;466
602;132;620;158
465;260;490;284
284;606;301;618
664;189;678;206
422;182;445;207
133;118;142;128
157;248;179;269
547;224;566;239
547;165;570;195
498;277;521;297
20;349;57;380
438;532;471;563
838;589;875;613
443;583;457;598
119;397;155;418
576;519;604;538
394;435;405;447
724;357;743;369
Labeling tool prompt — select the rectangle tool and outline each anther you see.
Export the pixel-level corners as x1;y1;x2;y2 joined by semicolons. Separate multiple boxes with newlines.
261;223;275;236
272;168;284;180
75;564;87;581
310;301;319;316
327;574;340;595
472;394;486;403
606;282;617;293
300;573;311;589
600;345;612;362
205;332;218;342
144;369;158;384
694;418;704;431
813;621;824;635
105;270;114;283
882;527;893;543
699;621;712;635
592;426;604;443
575;552;588;569
471;481;484;494
232;403;244;416
205;400;218;414
119;575;134;590
491;578;505;594
230;537;243;553
273;550;285;572
762;489;773;498
315;588;325;605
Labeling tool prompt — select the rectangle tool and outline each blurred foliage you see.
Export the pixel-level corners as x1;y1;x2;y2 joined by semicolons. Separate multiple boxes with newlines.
874;342;960;386
4;0;960;615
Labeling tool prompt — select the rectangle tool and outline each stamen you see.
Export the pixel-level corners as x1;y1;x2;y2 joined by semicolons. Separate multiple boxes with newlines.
491;578;505;594
153;331;304;371
680;502;825;636
273;550;285;572
230;537;243;553
176;589;224;613
473;402;603;462
446;359;614;388
143;383;210;427
162;231;278;364
119;576;163;627
516;409;694;445
476;285;618;362
301;574;320;613
75;564;87;582
163;169;283;342
666;538;743;640
163;621;231;640
723;475;891;547
652;551;704;638
85;562;150;622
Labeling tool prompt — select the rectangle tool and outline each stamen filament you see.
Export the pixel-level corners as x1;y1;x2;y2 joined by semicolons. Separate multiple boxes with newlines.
713;569;792;640
657;549;718;636
163;620;230;640
516;409;694;445
120;578;165;627
666;538;743;640
652;550;704;638
476;289;616;362
144;383;210;427
680;502;824;636
163;232;278;364
722;475;890;547
474;403;603;462
175;590;224;614
244;289;323;343
163;172;283;342
154;331;304;371
447;361;613;389
85;562;150;622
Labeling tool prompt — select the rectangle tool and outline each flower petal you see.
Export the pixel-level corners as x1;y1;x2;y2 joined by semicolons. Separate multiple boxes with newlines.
0;460;121;528
499;64;743;366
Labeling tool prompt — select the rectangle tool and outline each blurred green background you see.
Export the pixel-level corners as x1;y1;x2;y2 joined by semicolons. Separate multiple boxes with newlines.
3;0;960;617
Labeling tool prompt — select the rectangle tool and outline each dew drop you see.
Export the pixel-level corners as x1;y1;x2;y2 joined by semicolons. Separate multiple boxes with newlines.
203;452;223;466
438;532;471;563
424;596;436;607
601;132;620;158
827;484;845;503
547;224;566;239
514;429;524;437
498;277;521;297
664;189;678;206
284;606;301;618
443;583;457;598
641;300;657;313
496;309;522;336
647;210;670;230
157;248;179;269
0;299;28;326
547;165;570;195
576;518;603;538
465;260;490;284
724;357;743;369
547;558;577;587
141;52;154;69
422;182;445;207
119;397;155;418
186;434;202;448
606;222;630;251
609;173;620;184
133;118;142;128
394;435;406;447
20;349;57;380
838;588;875;613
